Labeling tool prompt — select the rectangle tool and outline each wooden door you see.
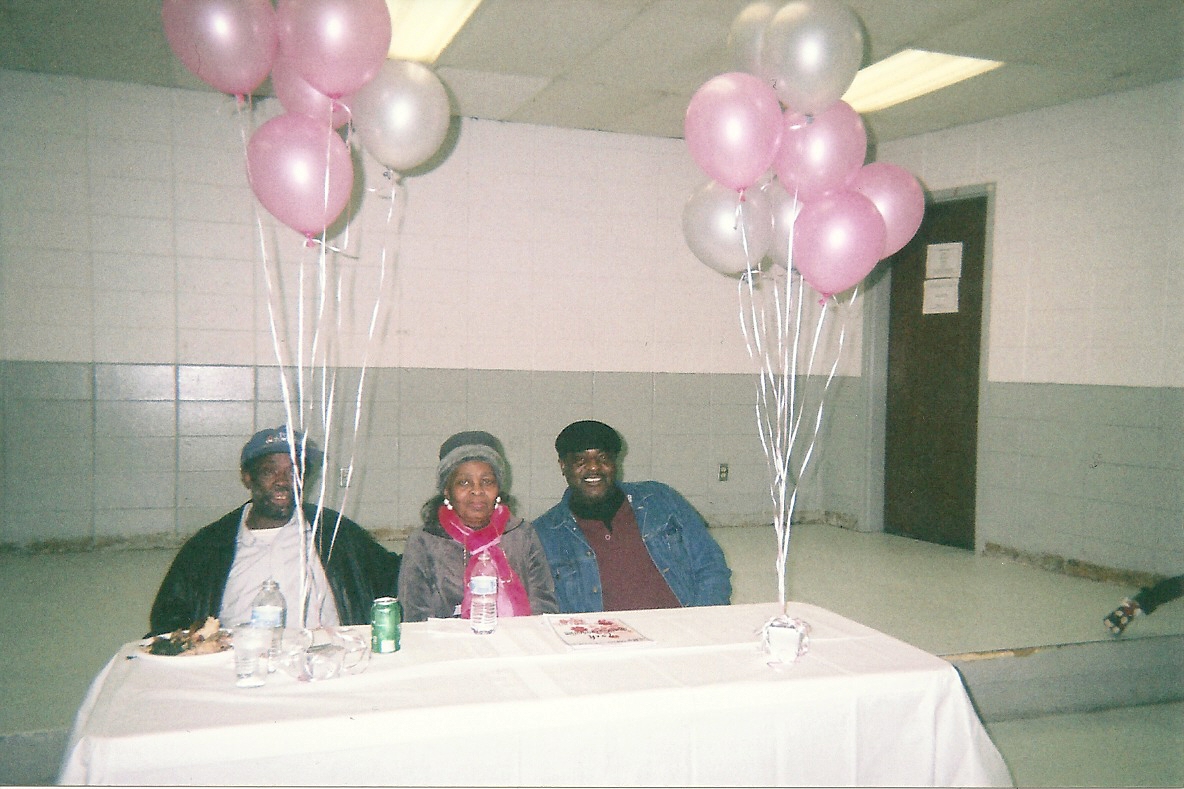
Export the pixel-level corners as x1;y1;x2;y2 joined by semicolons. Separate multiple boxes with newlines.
883;194;988;549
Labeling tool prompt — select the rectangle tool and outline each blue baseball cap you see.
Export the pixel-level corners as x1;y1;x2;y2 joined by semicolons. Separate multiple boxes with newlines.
240;426;323;468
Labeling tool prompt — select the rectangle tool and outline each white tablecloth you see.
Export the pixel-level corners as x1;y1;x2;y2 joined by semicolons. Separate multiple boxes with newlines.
58;602;1011;786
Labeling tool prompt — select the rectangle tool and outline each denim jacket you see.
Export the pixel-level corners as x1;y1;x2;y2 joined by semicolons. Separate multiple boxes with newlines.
533;481;732;613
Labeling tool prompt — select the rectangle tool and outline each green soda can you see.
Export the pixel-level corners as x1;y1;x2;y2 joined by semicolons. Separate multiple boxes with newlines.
371;596;401;653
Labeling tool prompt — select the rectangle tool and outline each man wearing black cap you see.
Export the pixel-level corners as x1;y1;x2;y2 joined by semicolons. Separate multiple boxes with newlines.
534;420;731;613
148;426;400;635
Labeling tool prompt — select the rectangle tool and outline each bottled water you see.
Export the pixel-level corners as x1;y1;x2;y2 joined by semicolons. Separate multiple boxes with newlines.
469;551;498;634
250;579;286;668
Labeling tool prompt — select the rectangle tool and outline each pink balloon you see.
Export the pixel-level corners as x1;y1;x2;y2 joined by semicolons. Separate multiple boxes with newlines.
791;190;886;297
685;72;783;191
774;100;867;202
161;0;277;96
276;0;392;99
272;53;352;129
851;162;925;258
246;113;354;236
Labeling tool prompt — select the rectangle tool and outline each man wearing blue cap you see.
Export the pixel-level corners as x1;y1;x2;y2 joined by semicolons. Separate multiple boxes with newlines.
534;420;732;613
149;426;400;635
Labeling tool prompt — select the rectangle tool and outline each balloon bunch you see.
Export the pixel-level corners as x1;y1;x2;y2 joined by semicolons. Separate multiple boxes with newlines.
682;0;924;299
162;0;451;238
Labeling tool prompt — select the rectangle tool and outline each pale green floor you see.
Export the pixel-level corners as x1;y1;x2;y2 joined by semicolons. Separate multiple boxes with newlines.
984;702;1184;789
711;525;1184;788
1;523;1181;786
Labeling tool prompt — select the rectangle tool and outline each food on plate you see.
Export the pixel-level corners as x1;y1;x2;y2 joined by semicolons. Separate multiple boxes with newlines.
143;616;231;656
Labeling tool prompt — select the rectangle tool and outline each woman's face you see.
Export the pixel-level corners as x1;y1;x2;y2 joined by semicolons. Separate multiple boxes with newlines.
446;460;500;528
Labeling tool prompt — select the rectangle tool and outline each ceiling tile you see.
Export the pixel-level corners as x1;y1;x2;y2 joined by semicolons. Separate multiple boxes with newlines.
437;67;550;120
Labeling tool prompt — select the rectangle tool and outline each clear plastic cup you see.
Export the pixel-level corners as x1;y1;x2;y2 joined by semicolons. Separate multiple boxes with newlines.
233;623;271;688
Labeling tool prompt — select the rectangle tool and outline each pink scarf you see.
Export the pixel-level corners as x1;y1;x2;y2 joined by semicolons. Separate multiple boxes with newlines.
438;503;532;619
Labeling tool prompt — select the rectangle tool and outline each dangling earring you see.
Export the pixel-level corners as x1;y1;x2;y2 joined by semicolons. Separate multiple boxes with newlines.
444;498;453;510
495;496;501;506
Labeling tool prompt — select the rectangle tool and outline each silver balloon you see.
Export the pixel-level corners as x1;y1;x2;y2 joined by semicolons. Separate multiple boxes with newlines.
763;178;803;269
727;2;778;79
683;181;773;277
761;0;865;115
350;59;451;172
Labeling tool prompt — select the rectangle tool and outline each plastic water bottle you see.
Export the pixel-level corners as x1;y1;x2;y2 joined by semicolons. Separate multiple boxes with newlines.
250;579;286;668
469;551;498;634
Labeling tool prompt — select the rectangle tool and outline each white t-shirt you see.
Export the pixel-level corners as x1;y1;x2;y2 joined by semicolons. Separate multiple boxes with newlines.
219;505;341;629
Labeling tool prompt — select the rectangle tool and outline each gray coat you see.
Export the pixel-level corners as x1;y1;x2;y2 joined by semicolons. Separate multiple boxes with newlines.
397;515;558;622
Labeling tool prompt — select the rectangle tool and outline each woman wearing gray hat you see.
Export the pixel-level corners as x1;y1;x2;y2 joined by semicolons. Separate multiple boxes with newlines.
398;431;558;623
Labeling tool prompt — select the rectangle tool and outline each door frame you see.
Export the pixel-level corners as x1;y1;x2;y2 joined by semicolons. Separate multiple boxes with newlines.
859;183;996;551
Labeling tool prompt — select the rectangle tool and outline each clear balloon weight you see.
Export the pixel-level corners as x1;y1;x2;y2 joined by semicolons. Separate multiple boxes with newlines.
161;0;278;96
683;181;773;277
349;60;452;173
761;0;865;115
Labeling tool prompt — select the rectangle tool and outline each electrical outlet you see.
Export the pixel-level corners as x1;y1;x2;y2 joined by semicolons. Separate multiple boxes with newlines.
339;466;352;488
718;463;729;482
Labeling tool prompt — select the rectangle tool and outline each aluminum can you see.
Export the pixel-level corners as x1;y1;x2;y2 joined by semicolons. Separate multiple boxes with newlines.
371;596;401;653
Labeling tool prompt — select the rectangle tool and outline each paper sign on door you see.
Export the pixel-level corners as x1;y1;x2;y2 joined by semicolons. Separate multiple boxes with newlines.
923;242;962;314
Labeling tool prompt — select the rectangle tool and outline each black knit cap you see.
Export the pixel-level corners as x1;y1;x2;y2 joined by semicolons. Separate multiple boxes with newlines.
554;420;622;457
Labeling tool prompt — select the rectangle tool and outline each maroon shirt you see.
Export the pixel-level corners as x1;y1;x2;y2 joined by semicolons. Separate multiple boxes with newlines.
574;499;680;611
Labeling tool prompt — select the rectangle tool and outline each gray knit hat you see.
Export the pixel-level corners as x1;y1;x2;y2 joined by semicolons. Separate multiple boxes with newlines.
436;430;509;494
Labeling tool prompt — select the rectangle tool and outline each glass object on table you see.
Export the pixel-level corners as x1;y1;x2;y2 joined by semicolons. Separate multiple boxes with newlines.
274;627;370;681
233;622;271;688
760;615;811;665
333;627;371;674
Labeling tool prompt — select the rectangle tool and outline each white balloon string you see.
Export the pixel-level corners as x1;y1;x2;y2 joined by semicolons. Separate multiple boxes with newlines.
236;99;314;627
312;238;334;578
733;192;749;259
308;97;354;578
305;236;359;258
323;171;406;568
735;192;792;610
736;173;856;615
299;114;347;615
740;260;795;609
331;175;403;558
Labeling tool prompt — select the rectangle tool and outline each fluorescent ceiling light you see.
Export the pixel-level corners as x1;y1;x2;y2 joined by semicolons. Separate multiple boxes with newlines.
385;0;483;63
843;49;1004;114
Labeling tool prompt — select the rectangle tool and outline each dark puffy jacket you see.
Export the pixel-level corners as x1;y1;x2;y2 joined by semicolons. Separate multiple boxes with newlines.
148;504;400;636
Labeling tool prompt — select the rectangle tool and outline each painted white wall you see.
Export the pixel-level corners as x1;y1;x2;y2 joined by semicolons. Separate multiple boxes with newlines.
880;79;1183;389
0;69;857;377
6;72;1177;386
